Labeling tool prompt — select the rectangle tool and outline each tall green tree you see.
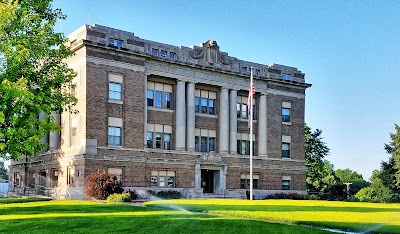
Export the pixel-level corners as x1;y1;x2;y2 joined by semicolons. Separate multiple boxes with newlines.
305;124;344;199
0;160;8;182
383;124;400;191
0;0;76;160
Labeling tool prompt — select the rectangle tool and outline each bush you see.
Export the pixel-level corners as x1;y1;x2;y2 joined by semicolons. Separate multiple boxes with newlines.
265;193;307;200
107;193;132;203
85;170;124;200
307;194;320;200
156;190;182;199
127;190;138;200
347;196;360;202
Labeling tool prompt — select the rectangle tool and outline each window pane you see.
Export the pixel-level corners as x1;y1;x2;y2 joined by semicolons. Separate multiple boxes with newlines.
237;140;240;154
164;92;172;109
155;91;162;108
195;136;200;152
151;176;157;187
201;98;208;113
253;179;259;189
164;133;171;150
282;180;290;190
155;133;162;149
282;143;290;158
240;179;246;189
147;90;154;107
147;132;153;148
152;48;158;56
209;137;215;152
208;99;215;114
159;176;165;187
160;50;167;57
195;97;200;113
169;52;175;59
241;140;247;155
201;136;208;152
237;103;241;118
282;108;291;122
116;40;123;48
167;177;175;188
108;39;114;46
241;103;247;119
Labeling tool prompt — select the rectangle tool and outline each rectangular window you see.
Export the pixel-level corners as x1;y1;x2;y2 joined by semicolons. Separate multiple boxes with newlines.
241;67;247;74
237;140;249;155
237;96;256;120
201;136;208;152
160;50;167;57
282;143;290;158
282;74;292;81
282;180;291;190
195;97;200;113
254;69;260;76
195;136;200;151
147;82;173;109
209;137;216;152
152;48;159;56
109;82;122;100
195;129;216;152
282;108;291;122
155;132;162;149
146;132;153;148
67;167;75;185
241;103;247;119
195;90;216;115
108;39;123;48
169;52;176;59
240;174;259;189
151;170;175;188
147;90;154;107
108;127;121;145
164;133;171;150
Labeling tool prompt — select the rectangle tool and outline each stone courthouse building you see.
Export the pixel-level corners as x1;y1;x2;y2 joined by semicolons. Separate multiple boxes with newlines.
10;24;311;199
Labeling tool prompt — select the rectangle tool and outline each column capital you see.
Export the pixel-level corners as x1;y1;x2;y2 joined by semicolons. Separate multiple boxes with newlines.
220;88;229;92
177;80;186;85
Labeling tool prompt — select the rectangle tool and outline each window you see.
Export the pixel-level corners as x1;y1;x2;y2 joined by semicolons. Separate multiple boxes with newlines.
240;174;259;189
282;74;292;81
151;170;175;188
151;48;159;56
147;82;173;109
160;50;167;57
67;167;75;185
169;52;176;59
109;82;122;100
282;143;290;158
282;180;291;190
254;69;260;76
147;124;172;150
241;67;247;74
51;170;59;188
108;168;123;182
195;89;216;115
282;108;291;122
108;127;121;145
195;128;216;152
237;96;256;120
108;39;123;48
237;133;255;156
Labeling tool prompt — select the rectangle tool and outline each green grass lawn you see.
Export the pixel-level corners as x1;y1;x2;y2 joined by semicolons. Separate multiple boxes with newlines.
0;198;399;233
146;199;400;233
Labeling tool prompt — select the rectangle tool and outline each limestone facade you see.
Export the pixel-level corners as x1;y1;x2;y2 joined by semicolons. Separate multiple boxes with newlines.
9;24;311;199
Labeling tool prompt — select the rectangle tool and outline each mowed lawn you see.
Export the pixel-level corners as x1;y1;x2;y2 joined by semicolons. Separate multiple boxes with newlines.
0;198;398;233
147;199;400;233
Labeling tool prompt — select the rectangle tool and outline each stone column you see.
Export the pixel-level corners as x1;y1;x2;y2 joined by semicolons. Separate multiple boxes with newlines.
219;88;229;154
49;113;61;150
229;90;237;154
258;94;267;157
195;164;201;189
175;80;186;150
186;83;195;151
144;76;148;148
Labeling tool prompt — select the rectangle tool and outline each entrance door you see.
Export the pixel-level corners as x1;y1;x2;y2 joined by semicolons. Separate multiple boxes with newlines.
201;169;214;193
39;171;46;195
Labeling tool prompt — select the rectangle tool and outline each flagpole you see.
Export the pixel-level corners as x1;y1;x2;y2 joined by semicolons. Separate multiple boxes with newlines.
249;67;254;200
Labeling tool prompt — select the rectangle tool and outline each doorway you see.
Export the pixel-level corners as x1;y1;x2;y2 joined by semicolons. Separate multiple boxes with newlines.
201;169;215;193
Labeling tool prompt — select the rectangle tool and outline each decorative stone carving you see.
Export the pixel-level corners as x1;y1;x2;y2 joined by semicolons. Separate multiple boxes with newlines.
196;152;223;163
189;40;231;65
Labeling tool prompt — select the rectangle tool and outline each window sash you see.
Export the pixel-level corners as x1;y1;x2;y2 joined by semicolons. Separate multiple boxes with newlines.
152;48;158;56
147;90;154;106
147;132;153;148
282;108;291;122
282;180;291;190
282;143;290;158
108;127;121;145
109;83;122;100
155;91;162;108
240;179;259;189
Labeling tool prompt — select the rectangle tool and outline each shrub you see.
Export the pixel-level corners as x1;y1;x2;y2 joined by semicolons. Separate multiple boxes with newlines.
307;194;320;200
127;190;138;200
85;170;124;200
265;193;307;200
107;193;132;203
156;190;182;199
347;196;360;202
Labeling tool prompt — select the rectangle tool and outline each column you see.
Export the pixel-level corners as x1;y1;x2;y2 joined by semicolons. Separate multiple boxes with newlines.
186;83;195;151
229;90;237;154
143;76;148;148
49;113;61;150
219;88;229;154
258;94;267;157
175;80;186;150
195;164;201;189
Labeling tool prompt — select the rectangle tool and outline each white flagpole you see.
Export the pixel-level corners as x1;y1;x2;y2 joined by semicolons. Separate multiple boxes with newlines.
250;67;254;200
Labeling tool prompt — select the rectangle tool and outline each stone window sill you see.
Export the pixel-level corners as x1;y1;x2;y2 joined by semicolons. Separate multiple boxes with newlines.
108;99;123;105
282;122;291;125
148;107;174;113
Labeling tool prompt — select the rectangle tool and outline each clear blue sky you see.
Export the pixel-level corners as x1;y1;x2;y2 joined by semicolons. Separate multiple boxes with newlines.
53;0;400;180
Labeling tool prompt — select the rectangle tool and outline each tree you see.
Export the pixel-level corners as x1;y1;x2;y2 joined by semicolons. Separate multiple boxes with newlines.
0;0;76;160
383;124;400;191
355;170;393;203
85;170;124;200
335;168;370;195
0;160;8;182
